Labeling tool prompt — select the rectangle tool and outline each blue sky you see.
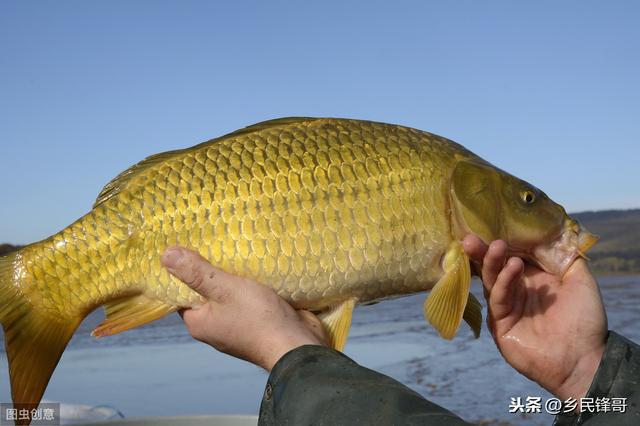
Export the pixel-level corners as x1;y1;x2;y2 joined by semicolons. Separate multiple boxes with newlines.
1;1;638;244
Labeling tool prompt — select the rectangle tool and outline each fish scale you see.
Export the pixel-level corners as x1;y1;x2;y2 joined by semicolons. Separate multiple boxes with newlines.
2;117;596;423
165;119;443;306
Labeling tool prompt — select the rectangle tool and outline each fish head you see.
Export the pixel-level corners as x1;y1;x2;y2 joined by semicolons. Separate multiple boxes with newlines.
451;159;598;276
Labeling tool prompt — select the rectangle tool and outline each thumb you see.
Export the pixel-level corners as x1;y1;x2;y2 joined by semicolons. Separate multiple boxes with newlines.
162;246;232;302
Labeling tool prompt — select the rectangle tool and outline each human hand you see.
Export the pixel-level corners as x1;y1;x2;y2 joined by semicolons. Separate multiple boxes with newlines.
463;235;608;402
162;246;328;371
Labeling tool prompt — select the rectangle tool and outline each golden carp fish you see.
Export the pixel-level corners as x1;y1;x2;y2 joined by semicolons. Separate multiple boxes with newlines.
0;117;596;417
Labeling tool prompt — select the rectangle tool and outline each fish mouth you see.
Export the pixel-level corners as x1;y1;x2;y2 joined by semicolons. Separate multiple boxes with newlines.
526;218;598;277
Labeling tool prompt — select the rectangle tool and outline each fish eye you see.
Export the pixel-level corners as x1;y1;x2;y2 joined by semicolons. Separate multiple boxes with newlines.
520;190;536;205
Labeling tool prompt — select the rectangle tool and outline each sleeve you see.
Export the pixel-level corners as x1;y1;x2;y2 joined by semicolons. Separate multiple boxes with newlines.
554;331;640;425
258;344;472;426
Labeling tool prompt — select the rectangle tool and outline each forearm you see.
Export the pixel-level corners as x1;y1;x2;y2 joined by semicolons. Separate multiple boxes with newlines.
258;345;472;426
554;331;640;425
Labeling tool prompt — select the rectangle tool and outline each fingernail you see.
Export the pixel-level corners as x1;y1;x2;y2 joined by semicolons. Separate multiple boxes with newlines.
162;247;184;268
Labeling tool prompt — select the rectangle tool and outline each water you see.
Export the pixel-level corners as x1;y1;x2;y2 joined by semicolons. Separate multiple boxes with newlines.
1;276;638;425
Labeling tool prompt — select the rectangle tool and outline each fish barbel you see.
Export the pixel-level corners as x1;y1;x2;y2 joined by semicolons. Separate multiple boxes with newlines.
0;117;596;421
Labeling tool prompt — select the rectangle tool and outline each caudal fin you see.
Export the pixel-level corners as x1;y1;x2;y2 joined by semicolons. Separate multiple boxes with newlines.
0;250;80;425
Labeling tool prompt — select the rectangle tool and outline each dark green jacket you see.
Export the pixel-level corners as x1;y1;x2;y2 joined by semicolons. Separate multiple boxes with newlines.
258;331;639;425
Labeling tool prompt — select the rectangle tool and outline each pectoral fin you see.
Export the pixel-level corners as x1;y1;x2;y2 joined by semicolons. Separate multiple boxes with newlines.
318;298;357;351
424;242;471;339
92;294;176;337
463;293;483;338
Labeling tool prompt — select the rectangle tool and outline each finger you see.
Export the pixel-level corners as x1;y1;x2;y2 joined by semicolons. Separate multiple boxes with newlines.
162;246;234;302
177;307;204;321
462;234;489;262
489;257;524;322
482;240;508;293
179;307;209;342
506;272;526;324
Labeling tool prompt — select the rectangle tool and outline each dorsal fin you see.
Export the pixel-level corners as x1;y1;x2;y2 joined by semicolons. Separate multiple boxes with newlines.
222;117;318;138
93;117;319;208
93;149;186;207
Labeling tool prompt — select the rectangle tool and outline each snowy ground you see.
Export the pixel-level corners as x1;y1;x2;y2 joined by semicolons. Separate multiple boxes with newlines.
1;275;638;425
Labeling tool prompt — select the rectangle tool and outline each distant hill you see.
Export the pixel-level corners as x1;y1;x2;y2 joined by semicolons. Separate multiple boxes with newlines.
2;209;639;274
0;244;22;256
572;209;640;274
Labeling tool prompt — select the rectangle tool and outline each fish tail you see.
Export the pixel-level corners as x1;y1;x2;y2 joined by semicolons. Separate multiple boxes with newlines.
0;249;81;423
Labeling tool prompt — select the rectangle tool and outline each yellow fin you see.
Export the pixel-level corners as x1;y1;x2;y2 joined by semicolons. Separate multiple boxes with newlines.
463;292;483;338
224;117;318;138
92;295;176;337
93;149;187;207
318;298;357;351
424;242;471;339
0;250;82;415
